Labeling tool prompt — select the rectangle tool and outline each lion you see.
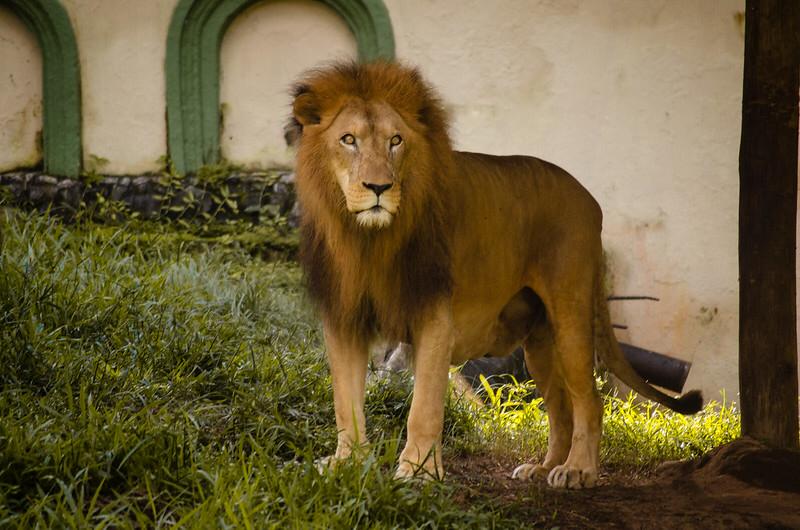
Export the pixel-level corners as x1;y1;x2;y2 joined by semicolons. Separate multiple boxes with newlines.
288;61;702;489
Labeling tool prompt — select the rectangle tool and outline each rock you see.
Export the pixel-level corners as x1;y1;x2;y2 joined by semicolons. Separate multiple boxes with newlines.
132;176;151;190
35;174;58;186
55;179;82;209
109;181;127;201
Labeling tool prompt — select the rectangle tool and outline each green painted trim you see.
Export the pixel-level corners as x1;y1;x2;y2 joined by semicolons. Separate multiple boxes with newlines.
2;0;82;177
319;0;395;61
166;0;395;175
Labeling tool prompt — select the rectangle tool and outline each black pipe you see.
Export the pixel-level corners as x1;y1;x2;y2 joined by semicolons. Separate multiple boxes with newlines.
618;342;691;394
459;343;692;395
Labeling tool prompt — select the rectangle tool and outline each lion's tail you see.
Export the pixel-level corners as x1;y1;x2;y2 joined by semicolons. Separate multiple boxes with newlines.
594;267;703;415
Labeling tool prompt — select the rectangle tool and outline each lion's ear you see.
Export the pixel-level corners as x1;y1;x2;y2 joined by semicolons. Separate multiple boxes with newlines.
292;88;321;127
416;93;447;135
283;117;302;147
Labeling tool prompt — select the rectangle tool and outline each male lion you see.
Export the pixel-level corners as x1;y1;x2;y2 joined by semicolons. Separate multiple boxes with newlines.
288;61;702;489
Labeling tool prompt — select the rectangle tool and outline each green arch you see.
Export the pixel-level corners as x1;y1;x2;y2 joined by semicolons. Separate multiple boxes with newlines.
166;0;395;175
3;0;82;177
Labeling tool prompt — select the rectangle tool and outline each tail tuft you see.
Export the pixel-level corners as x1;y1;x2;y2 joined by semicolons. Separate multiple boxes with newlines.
673;389;704;415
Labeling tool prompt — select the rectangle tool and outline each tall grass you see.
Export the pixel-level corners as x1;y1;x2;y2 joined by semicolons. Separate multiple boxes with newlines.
0;209;508;527
465;378;740;472
0;207;741;527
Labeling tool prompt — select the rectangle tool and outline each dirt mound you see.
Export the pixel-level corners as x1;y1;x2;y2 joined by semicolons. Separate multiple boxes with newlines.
658;436;800;493
448;438;800;529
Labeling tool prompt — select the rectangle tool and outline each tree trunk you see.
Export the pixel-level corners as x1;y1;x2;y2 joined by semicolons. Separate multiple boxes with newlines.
739;0;800;449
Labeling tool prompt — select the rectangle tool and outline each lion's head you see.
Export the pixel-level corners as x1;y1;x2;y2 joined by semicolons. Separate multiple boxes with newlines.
305;99;409;229
289;61;454;340
289;61;451;231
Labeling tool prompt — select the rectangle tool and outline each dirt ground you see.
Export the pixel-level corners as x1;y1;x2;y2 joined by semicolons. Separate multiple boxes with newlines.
448;437;800;529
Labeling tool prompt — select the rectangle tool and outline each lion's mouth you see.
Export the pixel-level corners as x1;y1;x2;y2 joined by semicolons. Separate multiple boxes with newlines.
355;204;394;228
356;202;392;214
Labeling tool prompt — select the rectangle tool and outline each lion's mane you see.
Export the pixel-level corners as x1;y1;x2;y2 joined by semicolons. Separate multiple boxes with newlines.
290;62;454;343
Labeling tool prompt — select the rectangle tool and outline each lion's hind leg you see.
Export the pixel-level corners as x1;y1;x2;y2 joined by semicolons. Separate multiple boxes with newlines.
511;320;574;481
544;276;603;489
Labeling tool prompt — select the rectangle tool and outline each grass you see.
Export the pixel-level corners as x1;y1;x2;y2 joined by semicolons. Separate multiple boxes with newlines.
464;378;739;473
0;206;740;528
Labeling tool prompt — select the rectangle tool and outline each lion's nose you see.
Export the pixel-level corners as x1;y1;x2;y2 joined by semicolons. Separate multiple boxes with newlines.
362;182;393;196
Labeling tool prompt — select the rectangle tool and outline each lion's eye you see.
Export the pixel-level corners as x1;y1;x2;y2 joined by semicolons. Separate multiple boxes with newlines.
390;135;403;147
340;134;356;146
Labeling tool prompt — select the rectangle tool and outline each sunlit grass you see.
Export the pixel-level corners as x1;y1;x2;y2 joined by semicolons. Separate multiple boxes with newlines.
460;376;740;472
600;391;740;469
0;207;743;527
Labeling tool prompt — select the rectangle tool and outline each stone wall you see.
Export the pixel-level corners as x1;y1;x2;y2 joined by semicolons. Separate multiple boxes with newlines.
0;171;297;226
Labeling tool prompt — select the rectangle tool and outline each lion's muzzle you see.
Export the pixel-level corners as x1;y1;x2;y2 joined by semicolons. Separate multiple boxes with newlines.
362;182;393;196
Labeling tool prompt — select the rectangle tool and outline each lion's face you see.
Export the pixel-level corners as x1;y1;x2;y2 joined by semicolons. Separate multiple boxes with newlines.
324;101;410;229
291;62;451;235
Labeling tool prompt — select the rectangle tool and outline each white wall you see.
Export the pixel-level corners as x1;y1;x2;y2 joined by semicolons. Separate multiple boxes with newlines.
61;0;179;175
0;6;43;172
220;0;357;169
0;0;766;401
385;0;745;400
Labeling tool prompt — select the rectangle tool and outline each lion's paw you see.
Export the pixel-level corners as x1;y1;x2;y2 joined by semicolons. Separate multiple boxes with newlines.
394;460;443;481
547;464;598;489
394;461;418;481
314;455;341;474
511;463;550;481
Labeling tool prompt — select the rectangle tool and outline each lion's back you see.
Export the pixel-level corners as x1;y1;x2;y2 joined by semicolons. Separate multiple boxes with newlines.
450;151;602;236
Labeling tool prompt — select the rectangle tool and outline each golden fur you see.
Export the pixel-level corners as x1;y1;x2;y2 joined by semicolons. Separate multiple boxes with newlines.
290;61;702;488
291;62;453;343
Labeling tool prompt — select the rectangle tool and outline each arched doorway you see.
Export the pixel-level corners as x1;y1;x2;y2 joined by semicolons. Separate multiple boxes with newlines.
165;0;395;175
2;0;82;177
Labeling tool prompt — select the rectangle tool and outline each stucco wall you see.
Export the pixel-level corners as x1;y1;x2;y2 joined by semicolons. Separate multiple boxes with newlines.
220;0;357;169
0;0;764;401
0;6;43;172
385;0;745;401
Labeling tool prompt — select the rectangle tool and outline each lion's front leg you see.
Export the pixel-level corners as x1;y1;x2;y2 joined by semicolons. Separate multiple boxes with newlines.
395;303;453;480
321;320;369;467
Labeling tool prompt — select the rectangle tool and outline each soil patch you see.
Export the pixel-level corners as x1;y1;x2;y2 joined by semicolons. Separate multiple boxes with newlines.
448;437;800;529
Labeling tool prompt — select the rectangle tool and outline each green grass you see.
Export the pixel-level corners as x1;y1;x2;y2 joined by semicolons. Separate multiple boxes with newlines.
0;207;740;528
464;378;739;472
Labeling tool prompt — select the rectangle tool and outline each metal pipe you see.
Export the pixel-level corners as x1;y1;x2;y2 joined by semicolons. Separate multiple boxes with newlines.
459;343;692;395
619;342;691;394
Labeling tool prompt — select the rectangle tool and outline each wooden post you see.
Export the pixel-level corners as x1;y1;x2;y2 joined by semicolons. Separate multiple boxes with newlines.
739;0;800;449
